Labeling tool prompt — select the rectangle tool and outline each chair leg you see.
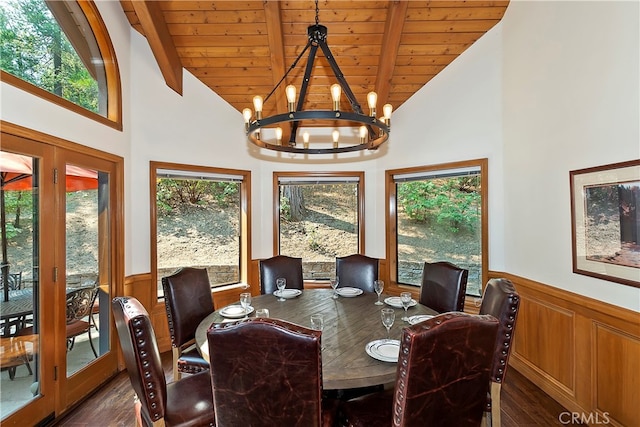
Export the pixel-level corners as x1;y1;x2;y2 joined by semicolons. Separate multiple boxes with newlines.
87;328;98;358
172;347;181;381
490;381;502;427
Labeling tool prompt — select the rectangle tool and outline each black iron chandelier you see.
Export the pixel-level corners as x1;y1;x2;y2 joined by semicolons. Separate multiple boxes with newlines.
242;1;391;155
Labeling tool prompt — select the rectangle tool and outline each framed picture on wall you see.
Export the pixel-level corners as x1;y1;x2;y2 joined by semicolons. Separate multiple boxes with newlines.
570;160;640;288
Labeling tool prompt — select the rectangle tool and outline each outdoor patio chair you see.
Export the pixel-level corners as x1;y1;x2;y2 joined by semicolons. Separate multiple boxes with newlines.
65;286;99;358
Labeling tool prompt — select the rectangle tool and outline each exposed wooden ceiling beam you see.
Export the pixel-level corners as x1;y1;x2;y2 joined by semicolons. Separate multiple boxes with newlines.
263;1;286;115
131;1;182;94
375;0;409;111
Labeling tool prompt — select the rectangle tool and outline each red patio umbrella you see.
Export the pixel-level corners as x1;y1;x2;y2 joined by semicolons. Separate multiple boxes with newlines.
0;151;98;301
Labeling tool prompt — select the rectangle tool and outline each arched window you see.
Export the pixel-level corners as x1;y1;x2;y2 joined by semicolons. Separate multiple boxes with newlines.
0;0;121;129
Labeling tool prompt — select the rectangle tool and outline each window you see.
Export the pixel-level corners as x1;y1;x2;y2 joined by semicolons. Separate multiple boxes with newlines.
387;160;487;297
0;0;121;128
151;163;251;299
275;172;364;280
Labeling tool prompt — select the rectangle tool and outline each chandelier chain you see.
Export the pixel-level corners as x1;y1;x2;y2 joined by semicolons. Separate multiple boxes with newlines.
315;0;319;26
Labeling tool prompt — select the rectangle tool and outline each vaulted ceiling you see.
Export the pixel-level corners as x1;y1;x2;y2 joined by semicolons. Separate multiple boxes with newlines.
119;1;509;123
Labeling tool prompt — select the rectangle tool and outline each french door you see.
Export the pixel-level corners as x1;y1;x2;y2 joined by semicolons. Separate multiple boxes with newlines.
0;129;121;425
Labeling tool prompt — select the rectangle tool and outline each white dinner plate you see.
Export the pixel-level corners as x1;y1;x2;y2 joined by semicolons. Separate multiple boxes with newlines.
336;287;364;297
273;289;302;299
384;296;418;309
408;314;434;325
220;304;254;319
365;339;400;363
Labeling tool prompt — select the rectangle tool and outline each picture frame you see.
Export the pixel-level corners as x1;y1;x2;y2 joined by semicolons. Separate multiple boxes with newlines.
570;160;640;288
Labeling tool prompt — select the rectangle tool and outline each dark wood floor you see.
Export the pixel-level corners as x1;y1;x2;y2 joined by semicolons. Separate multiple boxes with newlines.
53;352;572;426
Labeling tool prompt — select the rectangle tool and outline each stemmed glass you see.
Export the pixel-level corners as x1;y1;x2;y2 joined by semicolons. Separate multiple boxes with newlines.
373;280;384;305
400;292;412;322
276;277;286;301
240;292;252;319
330;276;339;299
310;314;324;331
381;308;395;340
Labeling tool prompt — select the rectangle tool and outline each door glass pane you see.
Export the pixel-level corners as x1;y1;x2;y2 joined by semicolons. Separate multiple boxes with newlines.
0;152;40;417
65;166;107;377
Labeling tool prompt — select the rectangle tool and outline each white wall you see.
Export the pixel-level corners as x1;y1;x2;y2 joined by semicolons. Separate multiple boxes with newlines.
501;0;640;311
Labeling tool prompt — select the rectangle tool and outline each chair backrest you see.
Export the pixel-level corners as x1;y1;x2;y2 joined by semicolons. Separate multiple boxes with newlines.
0;271;22;291
162;267;214;347
419;261;468;313
394;312;499;427
259;255;304;294
112;296;167;424
479;278;520;383
207;318;323;427
66;287;99;324
335;254;379;292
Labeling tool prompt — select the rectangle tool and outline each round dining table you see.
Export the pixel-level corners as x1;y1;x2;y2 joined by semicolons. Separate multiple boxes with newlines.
195;288;437;390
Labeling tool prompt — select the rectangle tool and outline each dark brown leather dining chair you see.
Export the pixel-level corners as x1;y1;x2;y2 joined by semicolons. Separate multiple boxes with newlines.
207;317;337;427
259;255;304;294
479;278;521;427
162;267;213;381
335;254;379;293
112;296;215;427
339;312;499;427
419;261;468;313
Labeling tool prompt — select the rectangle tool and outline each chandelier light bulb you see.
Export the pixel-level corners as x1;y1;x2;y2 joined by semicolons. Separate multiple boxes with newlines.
285;85;297;112
253;95;263;120
275;127;283;144
331;84;341;110
367;91;378;117
242;108;252;123
332;130;340;148
383;104;393;119
303;131;310;149
359;126;368;143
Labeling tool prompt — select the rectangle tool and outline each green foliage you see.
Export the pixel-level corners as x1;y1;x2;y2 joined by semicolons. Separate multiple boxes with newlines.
279;194;291;221
157;178;238;214
1;191;30;240
0;0;99;112
398;176;480;233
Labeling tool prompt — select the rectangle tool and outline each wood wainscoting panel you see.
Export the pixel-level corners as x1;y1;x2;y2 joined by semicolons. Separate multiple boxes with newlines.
594;323;640;427
514;295;575;393
493;271;640;427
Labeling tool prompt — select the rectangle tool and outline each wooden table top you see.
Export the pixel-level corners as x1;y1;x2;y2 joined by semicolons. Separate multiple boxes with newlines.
0;289;34;320
195;288;437;390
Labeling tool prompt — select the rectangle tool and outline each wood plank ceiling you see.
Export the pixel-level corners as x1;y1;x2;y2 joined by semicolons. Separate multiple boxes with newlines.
119;1;509;126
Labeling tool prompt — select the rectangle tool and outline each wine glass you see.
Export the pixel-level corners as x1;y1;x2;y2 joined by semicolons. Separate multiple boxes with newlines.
310;314;324;331
381;308;395;339
276;277;286;301
373;280;384;305
400;292;412;322
330;276;339;299
240;292;252;319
